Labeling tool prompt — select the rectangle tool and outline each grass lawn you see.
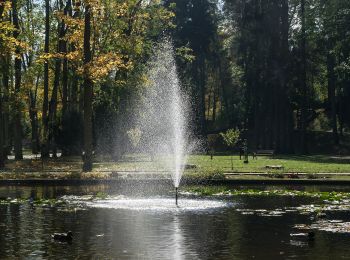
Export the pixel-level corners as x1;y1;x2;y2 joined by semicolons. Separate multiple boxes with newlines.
186;154;350;173
1;153;350;180
95;154;350;174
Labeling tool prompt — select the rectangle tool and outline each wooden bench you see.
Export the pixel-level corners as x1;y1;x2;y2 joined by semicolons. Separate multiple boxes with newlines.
253;149;274;159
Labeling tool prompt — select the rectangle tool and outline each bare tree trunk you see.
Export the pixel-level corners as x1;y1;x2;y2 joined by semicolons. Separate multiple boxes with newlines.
42;0;50;158
279;0;292;153
60;0;69;156
0;4;4;168
48;58;60;158
207;86;211;120
71;75;79;111
48;21;63;158
82;4;93;171
70;0;79;112
212;71;218;122
1;55;10;156
0;73;4;168
299;0;308;154
29;75;40;154
194;54;206;137
61;0;69;113
327;47;339;145
62;59;68;115
12;0;23;160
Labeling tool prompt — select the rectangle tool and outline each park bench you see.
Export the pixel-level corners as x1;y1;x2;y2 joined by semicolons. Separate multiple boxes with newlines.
253;149;274;159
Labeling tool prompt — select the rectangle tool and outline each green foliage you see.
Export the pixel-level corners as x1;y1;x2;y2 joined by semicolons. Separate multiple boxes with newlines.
175;45;195;62
184;187;350;202
219;129;240;148
1;0;350;160
95;191;108;199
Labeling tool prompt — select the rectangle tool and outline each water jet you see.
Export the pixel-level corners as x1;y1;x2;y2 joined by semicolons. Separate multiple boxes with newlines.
136;37;195;197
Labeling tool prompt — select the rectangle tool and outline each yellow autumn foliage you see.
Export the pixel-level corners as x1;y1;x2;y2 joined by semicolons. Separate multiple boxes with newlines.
0;1;29;56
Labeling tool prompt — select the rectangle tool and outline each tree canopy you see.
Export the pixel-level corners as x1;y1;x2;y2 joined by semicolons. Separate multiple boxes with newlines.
1;0;350;169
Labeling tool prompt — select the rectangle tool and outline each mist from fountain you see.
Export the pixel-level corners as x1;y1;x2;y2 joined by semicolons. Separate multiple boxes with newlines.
137;38;192;189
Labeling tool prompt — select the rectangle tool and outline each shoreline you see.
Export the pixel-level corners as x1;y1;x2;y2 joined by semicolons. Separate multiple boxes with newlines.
2;177;350;186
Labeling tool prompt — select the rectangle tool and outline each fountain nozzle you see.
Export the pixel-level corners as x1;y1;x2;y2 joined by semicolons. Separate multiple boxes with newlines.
175;187;178;206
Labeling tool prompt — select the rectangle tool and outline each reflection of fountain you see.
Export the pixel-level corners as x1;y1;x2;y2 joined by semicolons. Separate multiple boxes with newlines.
172;215;184;260
175;187;178;206
137;38;193;204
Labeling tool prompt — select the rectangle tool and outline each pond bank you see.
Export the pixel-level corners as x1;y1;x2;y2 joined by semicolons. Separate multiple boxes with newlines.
2;176;350;186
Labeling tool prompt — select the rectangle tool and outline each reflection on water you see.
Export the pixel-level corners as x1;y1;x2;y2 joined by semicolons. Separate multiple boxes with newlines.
84;197;231;212
173;215;184;260
0;184;350;259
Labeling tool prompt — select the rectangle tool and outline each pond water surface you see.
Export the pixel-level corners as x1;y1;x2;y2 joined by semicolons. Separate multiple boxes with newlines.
0;184;350;259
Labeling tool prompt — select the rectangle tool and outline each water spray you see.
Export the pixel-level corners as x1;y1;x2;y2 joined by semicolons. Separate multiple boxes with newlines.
175;187;178;206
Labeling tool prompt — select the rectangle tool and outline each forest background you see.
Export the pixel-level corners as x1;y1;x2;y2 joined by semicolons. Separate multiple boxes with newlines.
0;0;350;170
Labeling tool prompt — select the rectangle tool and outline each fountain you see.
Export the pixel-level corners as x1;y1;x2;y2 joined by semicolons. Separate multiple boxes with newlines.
63;38;228;212
136;38;192;205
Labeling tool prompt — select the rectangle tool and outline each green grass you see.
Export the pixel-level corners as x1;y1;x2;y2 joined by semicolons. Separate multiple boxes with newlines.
95;154;350;174
186;154;350;174
2;154;350;180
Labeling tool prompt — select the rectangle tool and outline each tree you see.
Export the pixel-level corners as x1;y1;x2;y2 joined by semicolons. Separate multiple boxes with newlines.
0;92;3;167
220;128;240;170
0;0;8;168
47;0;67;158
225;0;293;153
21;0;43;155
12;0;23;160
0;61;3;167
0;0;14;165
42;0;50;158
82;2;93;171
299;0;308;152
164;0;219;137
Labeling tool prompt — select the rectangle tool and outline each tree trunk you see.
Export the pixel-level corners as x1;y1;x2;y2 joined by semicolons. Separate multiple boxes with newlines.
71;75;79;111
0;2;4;167
48;59;60;158
47;0;66;158
60;0;69;156
82;4;93;171
327;47;339;145
206;85;212;121
29;107;39;154
42;0;50;158
194;53;206;137
62;59;68;115
70;0;79;112
61;0;69;116
218;63;229;122
299;0;308;154
1;56;10;156
29;75;40;154
212;71;217;122
0;76;4;168
279;0;292;153
12;0;23;160
48;12;65;157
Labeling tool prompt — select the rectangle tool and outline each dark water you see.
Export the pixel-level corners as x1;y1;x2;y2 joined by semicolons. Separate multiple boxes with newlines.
0;184;350;259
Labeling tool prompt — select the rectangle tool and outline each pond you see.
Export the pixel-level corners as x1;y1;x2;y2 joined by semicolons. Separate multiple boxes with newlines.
0;183;350;259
